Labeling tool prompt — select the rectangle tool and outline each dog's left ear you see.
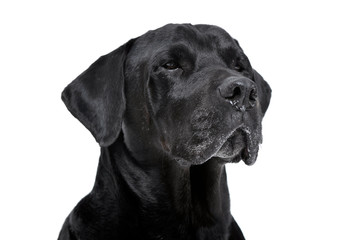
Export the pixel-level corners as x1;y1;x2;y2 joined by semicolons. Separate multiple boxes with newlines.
253;69;272;116
62;38;137;147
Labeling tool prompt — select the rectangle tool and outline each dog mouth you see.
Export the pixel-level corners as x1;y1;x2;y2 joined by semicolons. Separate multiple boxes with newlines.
213;126;261;165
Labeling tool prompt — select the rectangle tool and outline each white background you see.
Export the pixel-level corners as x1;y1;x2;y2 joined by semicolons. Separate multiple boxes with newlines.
1;0;360;239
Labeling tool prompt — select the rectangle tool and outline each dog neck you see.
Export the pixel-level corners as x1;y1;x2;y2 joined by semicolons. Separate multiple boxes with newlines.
92;136;232;230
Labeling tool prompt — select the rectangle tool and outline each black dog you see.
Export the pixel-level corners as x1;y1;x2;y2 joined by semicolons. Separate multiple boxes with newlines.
58;24;271;240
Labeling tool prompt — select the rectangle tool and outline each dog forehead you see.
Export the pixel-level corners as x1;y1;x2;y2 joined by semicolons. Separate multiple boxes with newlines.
130;24;237;59
166;24;234;43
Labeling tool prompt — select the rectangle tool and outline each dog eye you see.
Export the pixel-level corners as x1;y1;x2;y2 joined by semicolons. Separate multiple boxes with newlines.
163;61;180;70
234;63;244;72
233;59;245;72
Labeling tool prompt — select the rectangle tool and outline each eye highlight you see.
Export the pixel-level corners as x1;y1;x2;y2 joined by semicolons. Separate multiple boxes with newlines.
163;61;181;70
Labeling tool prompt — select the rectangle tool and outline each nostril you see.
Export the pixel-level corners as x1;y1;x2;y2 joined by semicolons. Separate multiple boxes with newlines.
250;88;257;101
225;86;242;100
233;86;241;98
226;86;241;99
248;88;258;108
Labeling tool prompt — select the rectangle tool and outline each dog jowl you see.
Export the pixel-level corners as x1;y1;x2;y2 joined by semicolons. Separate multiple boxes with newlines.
59;24;271;240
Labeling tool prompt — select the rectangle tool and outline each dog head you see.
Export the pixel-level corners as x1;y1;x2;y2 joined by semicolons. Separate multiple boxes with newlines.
62;24;271;166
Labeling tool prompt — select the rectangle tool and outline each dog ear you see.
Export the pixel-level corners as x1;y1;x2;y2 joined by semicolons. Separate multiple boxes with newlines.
253;69;272;116
62;39;136;147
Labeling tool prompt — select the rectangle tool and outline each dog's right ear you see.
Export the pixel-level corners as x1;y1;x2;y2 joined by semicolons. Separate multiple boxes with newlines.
252;69;271;116
62;38;137;147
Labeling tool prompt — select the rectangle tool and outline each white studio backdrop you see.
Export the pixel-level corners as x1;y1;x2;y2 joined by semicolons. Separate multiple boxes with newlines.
0;0;360;239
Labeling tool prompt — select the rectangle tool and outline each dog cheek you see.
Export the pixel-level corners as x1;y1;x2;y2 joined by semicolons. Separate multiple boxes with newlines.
173;107;224;163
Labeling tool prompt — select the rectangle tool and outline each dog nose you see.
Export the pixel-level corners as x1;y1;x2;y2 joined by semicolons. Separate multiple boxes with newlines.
218;77;257;111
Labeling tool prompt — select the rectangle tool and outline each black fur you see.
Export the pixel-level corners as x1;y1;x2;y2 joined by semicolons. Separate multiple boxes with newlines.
59;24;271;240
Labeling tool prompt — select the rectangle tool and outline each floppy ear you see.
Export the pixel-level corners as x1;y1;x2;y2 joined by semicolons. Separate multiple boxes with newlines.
253;69;272;116
62;39;136;147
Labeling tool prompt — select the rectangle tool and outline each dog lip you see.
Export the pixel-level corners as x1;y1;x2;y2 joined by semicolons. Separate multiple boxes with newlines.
241;147;258;165
241;147;250;162
240;127;260;165
213;125;258;163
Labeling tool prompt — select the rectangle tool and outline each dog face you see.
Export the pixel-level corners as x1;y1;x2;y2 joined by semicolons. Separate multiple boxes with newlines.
62;24;271;166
